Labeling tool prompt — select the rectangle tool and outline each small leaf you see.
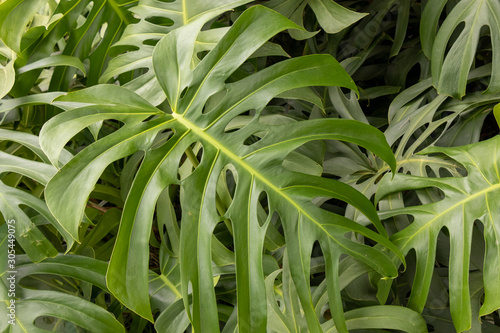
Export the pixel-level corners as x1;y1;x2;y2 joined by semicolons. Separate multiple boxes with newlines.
428;0;500;98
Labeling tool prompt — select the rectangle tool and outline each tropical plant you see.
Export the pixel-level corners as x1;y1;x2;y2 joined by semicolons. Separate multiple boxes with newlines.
1;0;499;332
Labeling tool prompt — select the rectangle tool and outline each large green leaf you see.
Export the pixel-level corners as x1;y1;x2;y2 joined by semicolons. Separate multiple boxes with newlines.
39;6;401;332
376;135;500;332
101;0;254;104
422;0;500;98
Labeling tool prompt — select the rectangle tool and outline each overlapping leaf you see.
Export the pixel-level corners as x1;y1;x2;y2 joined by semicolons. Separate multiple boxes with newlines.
0;253;124;332
0;129;73;262
100;0;254;105
376;135;500;332
0;0;137;105
332;68;500;225
266;0;367;40
421;0;500;98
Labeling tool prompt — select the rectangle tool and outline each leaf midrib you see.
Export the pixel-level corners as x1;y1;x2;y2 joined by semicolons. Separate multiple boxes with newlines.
159;274;182;298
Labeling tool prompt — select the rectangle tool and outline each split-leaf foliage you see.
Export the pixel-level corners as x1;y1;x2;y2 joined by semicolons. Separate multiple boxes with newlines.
0;0;499;332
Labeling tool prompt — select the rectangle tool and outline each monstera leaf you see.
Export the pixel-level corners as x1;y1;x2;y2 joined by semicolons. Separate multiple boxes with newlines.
43;0;137;90
39;6;402;332
421;0;500;98
0;253;124;332
101;0;254;104
0;0;137;93
0;129;74;262
376;135;500;332
332;66;500;225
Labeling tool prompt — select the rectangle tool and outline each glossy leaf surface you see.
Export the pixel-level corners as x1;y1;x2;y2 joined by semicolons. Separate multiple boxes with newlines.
40;6;399;332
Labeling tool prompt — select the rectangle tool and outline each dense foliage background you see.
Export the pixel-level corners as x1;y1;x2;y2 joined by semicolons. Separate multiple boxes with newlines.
1;0;499;332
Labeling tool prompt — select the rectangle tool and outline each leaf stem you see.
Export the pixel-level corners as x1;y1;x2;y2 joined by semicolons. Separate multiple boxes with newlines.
185;146;200;167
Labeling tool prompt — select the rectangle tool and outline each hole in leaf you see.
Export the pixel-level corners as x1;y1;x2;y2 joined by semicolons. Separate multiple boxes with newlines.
355;173;374;184
196;146;203;161
180;86;189;99
216;166;237;219
223;116;255;134
438;167;454;178
374;172;386;184
108;44;140;57
89;23;107;53
323;308;332;321
151;129;174;149
475;26;492;69
316;197;347;215
145;16;174;27
445;22;465;56
177;142;203;180
196;50;209;62
143;39;160;46
225;167;237;199
404;121;446;156
243;133;262;146
425;165;437;178
471;220;486;271
405;63;421;88
213;219;234;249
435;226;451;267
270;211;284;236
142;115;156;123
171;185;182;222
480;110;498;141
156;186;181;254
202;90;227;114
311;240;323;258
